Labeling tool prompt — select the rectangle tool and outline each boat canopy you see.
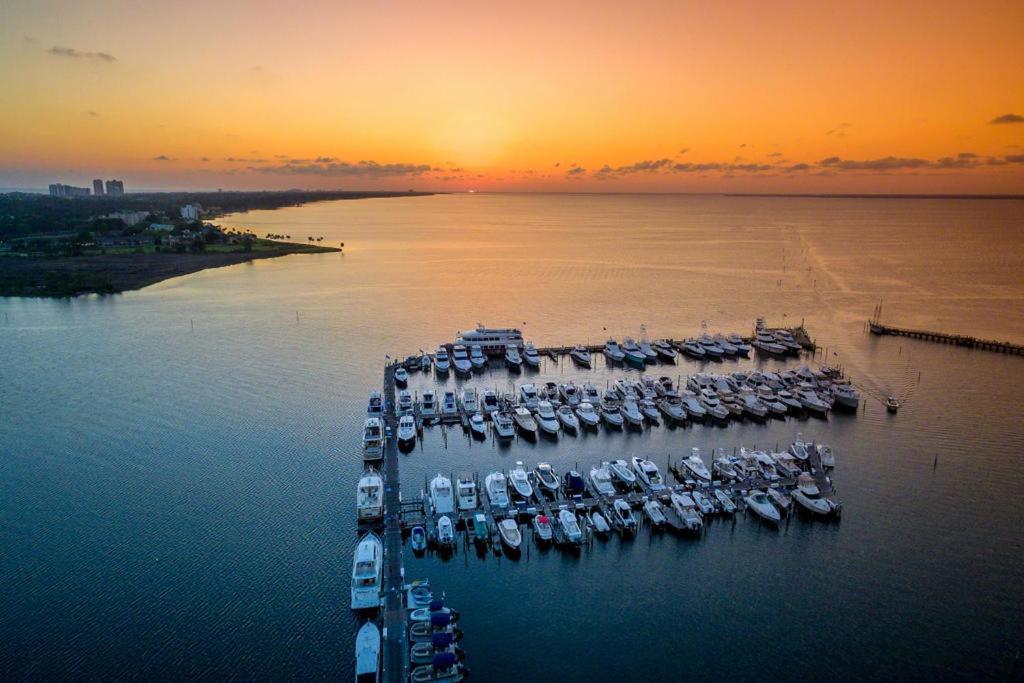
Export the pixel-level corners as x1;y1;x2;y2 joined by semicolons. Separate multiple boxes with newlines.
432;632;455;648
429;598;445;611
433;652;457;669
430;612;452;627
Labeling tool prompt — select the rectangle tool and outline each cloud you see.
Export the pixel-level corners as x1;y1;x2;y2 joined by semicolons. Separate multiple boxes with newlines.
253;160;435;177
677;148;690;155
554;162;561;167
153;155;174;161
565;166;586;177
199;157;210;162
767;151;783;157
594;158;674;177
49;46;116;62
226;156;268;163
314;156;336;163
989;113;1024;125
818;156;930;170
785;163;810;172
826;122;852;137
958;152;978;158
86;110;98;117
1006;155;1024;164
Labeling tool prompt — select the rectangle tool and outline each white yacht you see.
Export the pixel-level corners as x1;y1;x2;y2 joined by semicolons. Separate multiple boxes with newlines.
657;397;687;422
366;391;384;419
522;342;541;368
639;398;660;423
456;325;524;356
698;334;725;359
362;418;384;462
714;334;738;357
620;397;643;427
535;401;560;435
589;511;610;534
357;469;384;522
558;508;584;544
533;462;560;495
468;412;487;439
653;339;677;361
350;531;383;610
575;401;600;428
744;490;781;525
434;346;451;374
670;493;703;532
420;353;432;372
469;344;487;370
608;459;637;488
570;345;592;367
460;387;479;414
440;390;459;420
397;414;416;448
714;489;737;514
831;383;861;410
613;499;637;533
512;407;538;436
456;473;478;511
603;339;626;363
692;490;715;515
631;457;666;491
796;387;830;416
532;514;554;543
558;382;581;406
589;464;616;496
699;389;730;421
394;367;408;387
792;473;839;516
816;443;836;468
481;389;500;414
509;461;534;499
451;345;472;375
556;404;580;432
429;474;455;515
491;410;515;439
484;472;510;508
518;383;540;410
680;338;706;358
600;403;624;429
355;621;381;683
498;518;522;551
712;455;738;480
398;389;415;415
789;434;812;462
419;390;438;419
582;383;601;404
681;448;712;482
621;337;645;366
644;499;667;527
504;344;523;371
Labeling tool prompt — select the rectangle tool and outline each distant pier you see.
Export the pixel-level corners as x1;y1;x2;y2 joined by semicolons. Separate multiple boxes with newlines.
869;321;1023;355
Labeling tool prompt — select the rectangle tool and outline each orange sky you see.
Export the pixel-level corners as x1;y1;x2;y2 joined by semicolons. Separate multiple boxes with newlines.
1;0;1022;193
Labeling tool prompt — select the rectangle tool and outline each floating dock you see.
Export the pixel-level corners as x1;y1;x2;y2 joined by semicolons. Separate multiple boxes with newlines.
869;321;1023;355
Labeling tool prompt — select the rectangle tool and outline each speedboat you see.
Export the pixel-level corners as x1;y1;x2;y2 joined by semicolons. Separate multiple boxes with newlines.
498;518;522;551
556;404;580;432
420;354;432;372
522;342;541;368
509;461;534;499
533;462;560;495
436;515;455;547
484;472;509;508
639;398;660;423
600;403;624;429
363;418;385;462
456;474;477;511
714;334;738;357
712;455;738;480
776;390;804;413
792;472;839;516
682;449;712;482
471;513;489;544
830;383;860;411
469;344;487;370
395;367;408;387
429;474;455;514
558;508;584;544
451;345;472;375
621;337;646;366
409;618;461;644
563;469;586;496
420;390;438;420
398;414;417;448
608;459;637;488
886;396;900;413
532;514;553;543
680;338;706;358
681;390;707;420
589;464;616;496
714;488;737;514
512;407;538;436
405;579;433;609
657;398;687;423
744;490;781;525
816;443;836;468
576;402;600;428
582;383;601;404
355;621;381;682
367;391;384;418
670;493;703;532
468;412;487;439
639;339;659;363
398;389;415;415
518;383;540;410
766;487;792;514
752;450;780;481
460;387;479;414
692;490;715;515
643;499;667;527
698;334;724;359
603;339;626;363
653;339;677;361
754;331;787;357
481;389;500;414
409;604;458;623
505;344;522;371
726;333;752;356
773;452;802;478
789;434;811;462
535;401;560;435
796;387;830;416
434;346;451;374
589;511;610;535
357;468;384;522
410;639;463;666
613;499;637;533
440;391;459;420
410;659;464;683
491;410;515;439
410;526;427;552
350;531;383;609
620;397;643;428
631;457;666;491
569;345;591;367
558;382;581;406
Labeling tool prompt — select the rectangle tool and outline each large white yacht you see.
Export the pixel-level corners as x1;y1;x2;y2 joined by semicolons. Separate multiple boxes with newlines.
518;383;540;410
367;391;384;418
397;414;416;449
355;621;381;683
630;457;666;491
357;469;384;522
456;325;524;356
535;401;560;435
350;531;383;610
469;344;487;370
362;418;384;462
484;472;510;508
456;473;478;511
603;339;626;363
505;344;523;371
522;342;541;368
589;464;616;496
433;346;451;374
451;345;472;375
681;448;712;481
419;390;438;419
460;387;479;414
429;473;455;514
792;473;839;516
509;461;534;499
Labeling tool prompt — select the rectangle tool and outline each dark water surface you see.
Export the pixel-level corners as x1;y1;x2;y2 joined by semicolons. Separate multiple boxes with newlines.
2;194;1023;680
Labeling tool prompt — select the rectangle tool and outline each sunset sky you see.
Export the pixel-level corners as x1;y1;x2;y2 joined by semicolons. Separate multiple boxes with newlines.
1;0;1022;193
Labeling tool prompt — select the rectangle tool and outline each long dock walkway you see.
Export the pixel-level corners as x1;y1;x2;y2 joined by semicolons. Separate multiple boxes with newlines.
869;321;1023;355
380;364;407;683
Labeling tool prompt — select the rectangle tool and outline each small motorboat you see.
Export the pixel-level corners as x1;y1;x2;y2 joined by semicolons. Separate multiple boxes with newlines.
434;346;451;374
469;344;487;370
613;499;637;533
410;526;427;553
558;508;584;544
631;457;666;491
481;389;500;414
410;638;464;665
789;434;812;462
395;367;409;386
558;382;581;406
670;492;703;532
410;656;465;682
792;472;840;516
519;383;540;409
682;449;712;482
484;472;510;508
420;354;433;372
355;621;381;683
429;473;455;515
563;470;586;496
657;398;688;423
498;518;522;551
471;512;489;544
643;499;667;527
440;391;459;420
589;511;610;535
420;390;438;420
608;459;637;488
575;402;600;428
357;468;384;522
620;397;644;428
409;604;458;623
744;490;781;525
714;488;736;514
512;407;538;436
766;487;793;514
397;415;417;450
451;345;472;375
468;412;487;440
816;443;836;468
712;455;738;480
589;464;616;496
603;339;626;363
533;462;560;495
490;411;515;439
885;396;900;413
522;342;542;368
600;403;624;429
532;514;553;543
582;383;601;404
692;490;715;515
653;339;677;361
436;515;456;547
570;345;592;367
456;474;477;511
409;619;461;643
404;355;421;372
535;401;560;436
639;398;660;423
367;390;384;418
460;387;479;414
621;337;646;366
556;404;580;433
398;389;415;415
509;461;534;499
362;418;385;462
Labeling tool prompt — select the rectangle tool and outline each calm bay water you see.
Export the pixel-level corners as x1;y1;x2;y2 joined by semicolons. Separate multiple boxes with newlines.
2;194;1023;680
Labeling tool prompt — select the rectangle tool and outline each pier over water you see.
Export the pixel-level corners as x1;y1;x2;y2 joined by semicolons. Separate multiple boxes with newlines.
869;321;1024;355
380;364;407;683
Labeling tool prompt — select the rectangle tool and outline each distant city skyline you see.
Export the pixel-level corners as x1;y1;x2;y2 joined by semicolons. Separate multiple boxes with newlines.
2;0;1023;193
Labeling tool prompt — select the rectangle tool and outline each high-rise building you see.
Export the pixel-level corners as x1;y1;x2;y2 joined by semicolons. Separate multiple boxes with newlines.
93;179;105;196
105;179;125;196
180;203;203;221
48;183;91;198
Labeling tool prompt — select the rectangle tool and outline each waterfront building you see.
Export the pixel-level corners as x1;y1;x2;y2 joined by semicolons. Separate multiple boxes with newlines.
93;179;105;196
